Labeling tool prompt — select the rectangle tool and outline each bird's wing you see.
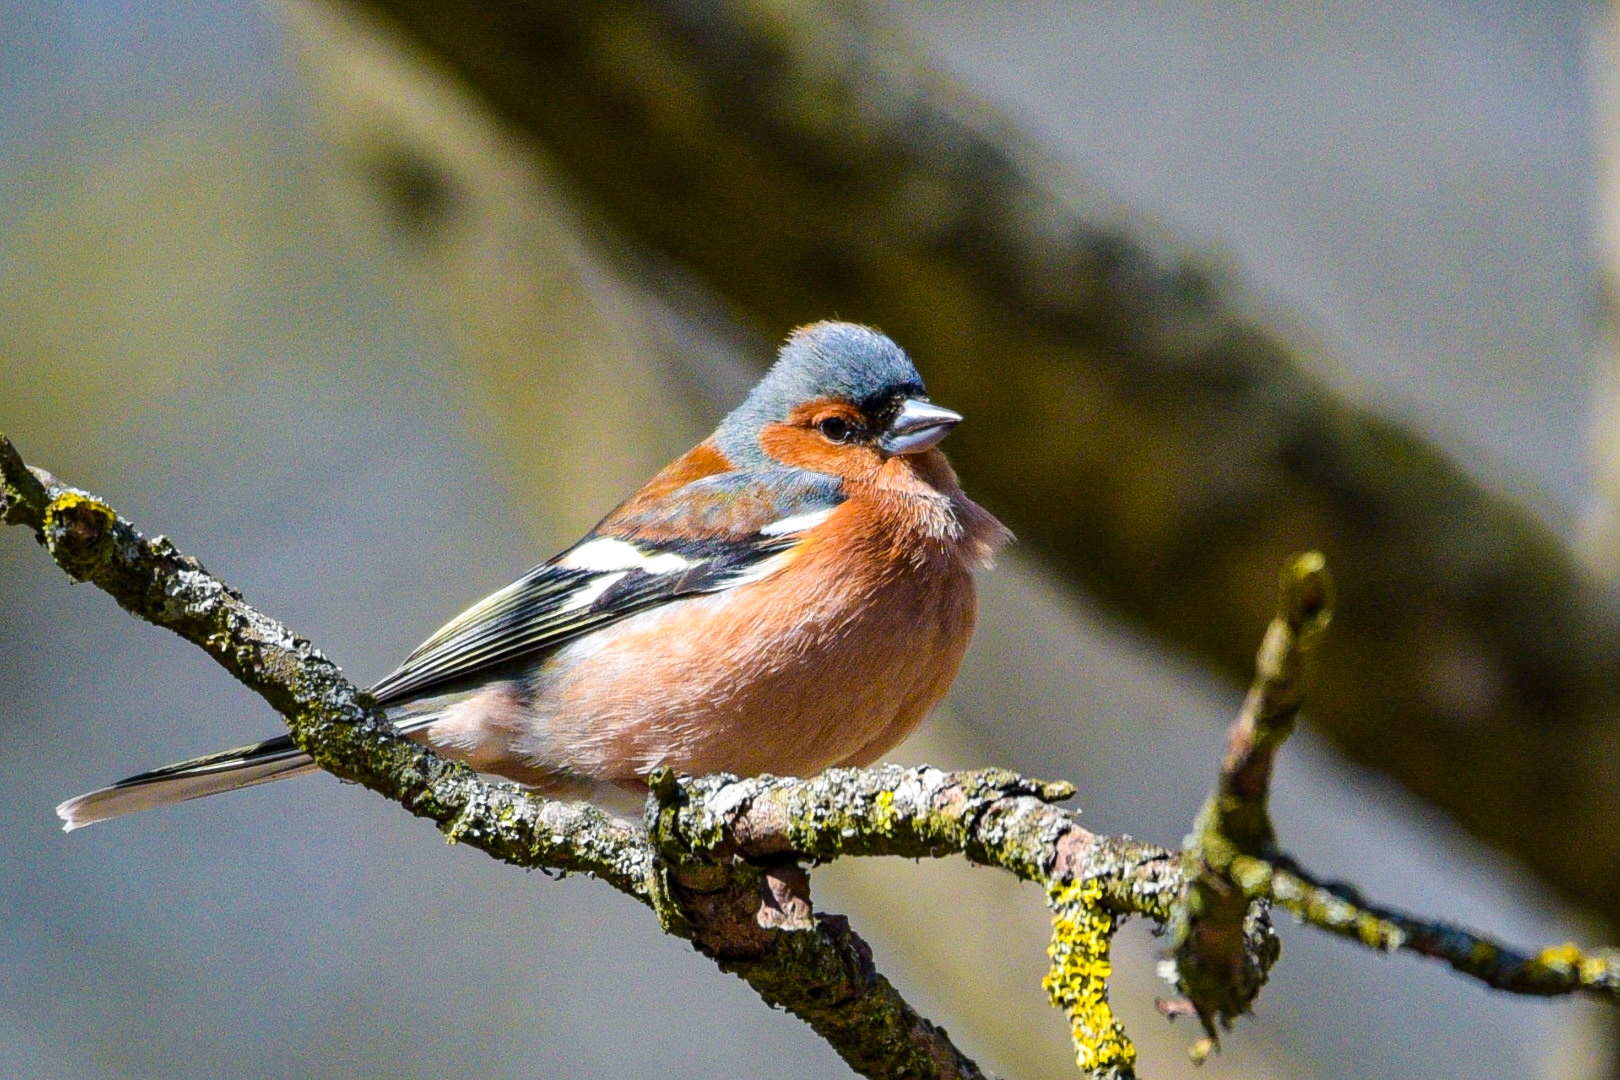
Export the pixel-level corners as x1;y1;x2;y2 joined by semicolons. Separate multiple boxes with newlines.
367;470;843;705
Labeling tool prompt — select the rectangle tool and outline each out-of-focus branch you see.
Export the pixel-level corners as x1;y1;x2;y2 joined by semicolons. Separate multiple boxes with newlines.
1580;2;1620;579
336;0;1620;925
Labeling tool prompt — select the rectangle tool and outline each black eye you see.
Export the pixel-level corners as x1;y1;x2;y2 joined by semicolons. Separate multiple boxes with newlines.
817;416;851;443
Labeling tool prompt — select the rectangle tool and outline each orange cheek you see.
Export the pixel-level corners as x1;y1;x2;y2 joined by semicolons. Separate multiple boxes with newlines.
758;423;882;481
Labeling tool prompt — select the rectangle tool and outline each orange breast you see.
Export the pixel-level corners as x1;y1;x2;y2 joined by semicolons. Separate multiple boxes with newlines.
516;513;979;781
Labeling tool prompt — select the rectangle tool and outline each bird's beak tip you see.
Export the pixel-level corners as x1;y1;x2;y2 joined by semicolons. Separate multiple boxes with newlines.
880;399;962;455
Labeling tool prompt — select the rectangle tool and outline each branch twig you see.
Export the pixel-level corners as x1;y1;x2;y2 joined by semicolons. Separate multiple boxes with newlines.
1171;551;1620;1064
1261;854;1620;998
1171;553;1328;1047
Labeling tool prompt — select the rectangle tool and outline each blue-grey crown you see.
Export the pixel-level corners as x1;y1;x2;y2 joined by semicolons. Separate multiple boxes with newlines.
716;322;925;466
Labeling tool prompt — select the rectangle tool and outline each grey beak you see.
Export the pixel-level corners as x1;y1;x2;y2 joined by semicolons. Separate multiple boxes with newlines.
879;398;962;455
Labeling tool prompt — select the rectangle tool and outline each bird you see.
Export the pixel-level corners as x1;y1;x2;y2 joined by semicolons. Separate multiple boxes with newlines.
57;321;1011;830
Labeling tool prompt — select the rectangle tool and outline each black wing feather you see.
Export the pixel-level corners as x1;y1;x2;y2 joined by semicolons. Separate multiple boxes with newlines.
367;469;842;706
367;534;799;706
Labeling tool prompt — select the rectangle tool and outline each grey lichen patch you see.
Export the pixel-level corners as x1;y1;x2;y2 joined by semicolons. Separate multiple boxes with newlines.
1069;835;1182;925
657;767;1188;935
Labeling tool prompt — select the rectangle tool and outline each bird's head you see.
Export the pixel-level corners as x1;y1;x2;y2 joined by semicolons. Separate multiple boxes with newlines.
716;322;962;478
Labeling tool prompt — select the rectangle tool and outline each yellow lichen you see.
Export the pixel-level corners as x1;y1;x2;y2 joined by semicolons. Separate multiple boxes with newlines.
1536;943;1582;973
864;788;902;838
1044;877;1136;1076
1579;954;1610;983
44;492;114;541
42;492;116;578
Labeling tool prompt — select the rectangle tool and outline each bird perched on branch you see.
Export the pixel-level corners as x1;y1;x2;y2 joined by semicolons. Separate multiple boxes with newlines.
58;321;1010;829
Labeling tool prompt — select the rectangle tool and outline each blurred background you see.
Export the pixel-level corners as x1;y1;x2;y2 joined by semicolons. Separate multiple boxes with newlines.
2;1;1617;1076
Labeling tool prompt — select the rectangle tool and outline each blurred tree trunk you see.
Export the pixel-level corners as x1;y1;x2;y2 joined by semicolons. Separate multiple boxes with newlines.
314;0;1620;937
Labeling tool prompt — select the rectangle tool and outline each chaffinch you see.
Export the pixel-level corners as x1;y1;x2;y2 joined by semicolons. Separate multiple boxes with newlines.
57;321;1010;829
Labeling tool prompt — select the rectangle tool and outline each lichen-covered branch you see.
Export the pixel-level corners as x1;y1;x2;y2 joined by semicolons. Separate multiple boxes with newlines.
1171;553;1330;1042
1258;854;1620;1001
0;434;654;894
648;765;1178;917
648;762;1197;1076
11;432;1620;1079
0;432;974;1078
1044;878;1136;1080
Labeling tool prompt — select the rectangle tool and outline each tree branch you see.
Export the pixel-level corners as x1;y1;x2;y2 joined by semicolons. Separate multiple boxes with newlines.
9;430;1620;1079
1171;553;1329;1045
1262;853;1620;999
0;432;989;1076
649;766;1185;1077
0;434;654;893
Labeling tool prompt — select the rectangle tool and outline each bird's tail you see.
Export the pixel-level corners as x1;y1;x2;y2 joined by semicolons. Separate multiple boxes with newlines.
55;735;317;832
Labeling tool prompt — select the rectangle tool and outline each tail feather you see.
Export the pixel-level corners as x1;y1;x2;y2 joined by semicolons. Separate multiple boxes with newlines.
55;735;317;832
